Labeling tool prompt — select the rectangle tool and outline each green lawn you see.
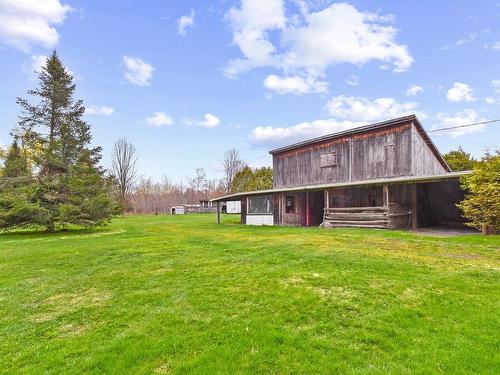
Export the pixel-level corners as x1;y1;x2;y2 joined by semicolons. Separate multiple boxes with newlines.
0;214;499;374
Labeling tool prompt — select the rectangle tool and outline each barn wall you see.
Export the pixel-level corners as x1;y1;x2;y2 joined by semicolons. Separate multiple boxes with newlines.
328;186;384;207
273;123;413;188
411;124;448;176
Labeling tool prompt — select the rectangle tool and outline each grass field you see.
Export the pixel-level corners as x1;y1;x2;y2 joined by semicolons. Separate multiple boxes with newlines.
0;214;499;374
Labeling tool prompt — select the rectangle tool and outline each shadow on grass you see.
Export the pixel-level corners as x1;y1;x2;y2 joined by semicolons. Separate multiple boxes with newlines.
0;225;111;239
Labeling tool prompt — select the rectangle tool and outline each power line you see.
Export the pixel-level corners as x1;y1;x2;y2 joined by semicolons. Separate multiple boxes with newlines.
425;118;500;133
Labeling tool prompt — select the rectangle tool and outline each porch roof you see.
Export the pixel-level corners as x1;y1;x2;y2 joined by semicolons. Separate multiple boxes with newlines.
210;170;471;202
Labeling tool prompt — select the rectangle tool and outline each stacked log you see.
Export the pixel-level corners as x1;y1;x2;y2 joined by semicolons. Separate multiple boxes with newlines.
323;206;390;229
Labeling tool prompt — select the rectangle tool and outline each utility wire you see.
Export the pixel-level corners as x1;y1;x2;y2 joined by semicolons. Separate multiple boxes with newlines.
425;118;500;133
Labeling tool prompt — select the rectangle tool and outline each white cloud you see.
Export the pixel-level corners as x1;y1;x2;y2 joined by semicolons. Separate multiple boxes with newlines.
491;79;500;94
225;1;413;81
435;110;486;138
485;97;496;104
455;32;477;46
345;75;359;86
326;95;419;122
123;55;154;86
225;0;286;77
263;74;328;94
146;112;173;127
406;84;423;96
250;93;422;146
177;9;195;36
85;105;114;116
29;54;47;73
250;119;366;146
22;54;47;75
484;40;500;50
197;113;220;128
446;82;475;102
281;3;413;74
0;0;72;51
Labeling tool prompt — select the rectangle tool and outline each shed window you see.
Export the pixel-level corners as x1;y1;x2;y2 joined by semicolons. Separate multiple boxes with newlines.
320;152;337;168
285;195;296;213
248;195;273;214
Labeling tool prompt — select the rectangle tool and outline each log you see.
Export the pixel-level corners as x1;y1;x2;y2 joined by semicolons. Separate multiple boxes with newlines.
325;220;388;225
325;213;387;220
325;206;388;212
328;223;388;229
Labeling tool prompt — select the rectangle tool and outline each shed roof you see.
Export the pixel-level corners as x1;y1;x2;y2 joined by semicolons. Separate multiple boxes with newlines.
210;170;471;202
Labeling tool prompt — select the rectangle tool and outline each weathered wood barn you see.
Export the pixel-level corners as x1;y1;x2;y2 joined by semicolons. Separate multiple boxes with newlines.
211;115;470;229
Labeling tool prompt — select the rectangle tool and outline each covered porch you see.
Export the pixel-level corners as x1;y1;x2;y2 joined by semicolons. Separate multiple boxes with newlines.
211;171;470;230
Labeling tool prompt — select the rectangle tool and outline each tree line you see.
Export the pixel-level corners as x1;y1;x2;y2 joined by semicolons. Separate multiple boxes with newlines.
113;144;273;214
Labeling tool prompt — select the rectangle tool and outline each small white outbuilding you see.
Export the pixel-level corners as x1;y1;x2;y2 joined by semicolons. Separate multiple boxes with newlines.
171;206;185;215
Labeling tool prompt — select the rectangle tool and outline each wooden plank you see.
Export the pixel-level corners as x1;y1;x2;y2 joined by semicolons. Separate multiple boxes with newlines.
306;191;310;227
216;201;220;225
383;184;389;207
410;183;417;229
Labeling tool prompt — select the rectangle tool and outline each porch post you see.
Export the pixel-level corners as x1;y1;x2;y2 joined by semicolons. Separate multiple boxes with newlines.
410;184;417;229
306;191;310;227
216;201;221;224
383;184;389;207
324;189;329;209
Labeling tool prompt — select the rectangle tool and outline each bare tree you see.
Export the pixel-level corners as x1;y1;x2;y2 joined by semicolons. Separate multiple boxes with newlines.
222;148;245;193
111;138;137;212
188;168;208;195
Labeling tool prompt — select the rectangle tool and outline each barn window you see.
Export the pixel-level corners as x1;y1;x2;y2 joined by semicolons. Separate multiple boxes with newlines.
320;152;337;168
248;195;273;214
285;195;296;213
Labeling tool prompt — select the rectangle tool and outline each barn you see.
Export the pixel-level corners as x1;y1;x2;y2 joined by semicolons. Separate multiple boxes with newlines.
211;115;470;230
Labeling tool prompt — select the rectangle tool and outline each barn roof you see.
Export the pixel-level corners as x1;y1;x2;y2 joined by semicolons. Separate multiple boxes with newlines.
210;170;471;202
268;114;450;171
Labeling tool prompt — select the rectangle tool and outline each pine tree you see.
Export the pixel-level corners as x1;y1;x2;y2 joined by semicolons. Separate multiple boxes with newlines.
0;140;50;230
2;140;30;178
444;146;476;171
7;50;116;232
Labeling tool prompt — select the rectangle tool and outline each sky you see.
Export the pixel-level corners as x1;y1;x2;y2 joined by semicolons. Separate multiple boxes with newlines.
0;0;499;183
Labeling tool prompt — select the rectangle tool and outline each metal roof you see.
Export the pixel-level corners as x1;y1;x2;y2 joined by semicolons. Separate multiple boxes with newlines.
210;170;471;202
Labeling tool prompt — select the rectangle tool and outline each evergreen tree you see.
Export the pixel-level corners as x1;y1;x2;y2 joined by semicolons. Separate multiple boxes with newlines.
2;140;30;178
444;146;476;171
0;140;50;230
231;166;273;193
2;50;116;232
230;165;253;193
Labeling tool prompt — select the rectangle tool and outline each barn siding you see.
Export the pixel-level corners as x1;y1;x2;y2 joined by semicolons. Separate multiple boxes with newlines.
273;123;413;188
411;124;448;176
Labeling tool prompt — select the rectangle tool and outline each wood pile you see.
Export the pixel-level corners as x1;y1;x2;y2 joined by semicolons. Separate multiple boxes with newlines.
322;205;412;229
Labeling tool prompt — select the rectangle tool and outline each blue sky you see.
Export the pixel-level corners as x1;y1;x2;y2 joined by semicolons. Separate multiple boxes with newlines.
0;0;499;182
